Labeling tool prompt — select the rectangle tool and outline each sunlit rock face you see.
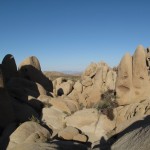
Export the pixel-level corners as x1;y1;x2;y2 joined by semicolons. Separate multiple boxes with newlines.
116;45;150;105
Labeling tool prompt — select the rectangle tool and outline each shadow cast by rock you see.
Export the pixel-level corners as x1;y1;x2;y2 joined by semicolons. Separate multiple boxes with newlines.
93;115;150;150
19;65;53;92
57;88;64;96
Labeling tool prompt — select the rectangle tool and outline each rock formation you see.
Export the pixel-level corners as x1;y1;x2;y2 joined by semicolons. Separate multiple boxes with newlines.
2;54;18;82
0;66;15;129
19;56;53;92
0;45;150;150
116;45;150;105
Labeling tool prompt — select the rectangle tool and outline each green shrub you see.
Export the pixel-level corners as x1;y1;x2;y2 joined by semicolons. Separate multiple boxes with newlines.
93;90;118;120
63;111;71;116
29;115;40;124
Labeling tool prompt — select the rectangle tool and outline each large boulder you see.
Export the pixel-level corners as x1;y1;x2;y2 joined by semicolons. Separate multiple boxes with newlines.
0;66;15;129
48;97;79;114
7;77;47;100
0;123;17;150
62;99;79;113
0;65;4;88
49;98;71;114
111;116;150;150
58;126;79;140
65;109;99;130
116;53;133;105
12;99;39;123
132;45;150;101
65;109;116;142
42;107;67;130
116;45;150;105
56;81;73;96
7;121;51;149
2;54;18;82
19;56;41;71
114;98;150;134
93;115;150;150
19;56;53;92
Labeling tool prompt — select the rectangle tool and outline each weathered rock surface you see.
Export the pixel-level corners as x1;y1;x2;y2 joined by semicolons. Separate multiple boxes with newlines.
93;116;150;150
116;53;132;105
19;56;41;71
81;62;117;107
7;121;51;149
73;134;88;143
116;45;150;105
9;140;89;150
82;62;97;78
42;107;67;130
81;76;93;87
49;98;71;114
111;117;150;150
115;98;150;133
19;56;53;92
58;126;79;140
65;109;116;142
73;81;83;93
56;81;73;96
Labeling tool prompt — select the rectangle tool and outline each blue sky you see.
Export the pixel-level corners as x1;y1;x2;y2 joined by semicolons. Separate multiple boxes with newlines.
0;0;150;71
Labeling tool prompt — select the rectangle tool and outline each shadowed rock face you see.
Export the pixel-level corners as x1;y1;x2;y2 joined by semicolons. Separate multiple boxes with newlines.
0;66;15;129
19;65;53;92
0;65;4;88
2;54;18;82
18;56;53;92
6;77;47;100
116;45;150;105
145;47;150;74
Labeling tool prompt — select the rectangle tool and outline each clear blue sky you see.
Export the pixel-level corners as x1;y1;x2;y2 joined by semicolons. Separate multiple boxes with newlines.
0;0;150;71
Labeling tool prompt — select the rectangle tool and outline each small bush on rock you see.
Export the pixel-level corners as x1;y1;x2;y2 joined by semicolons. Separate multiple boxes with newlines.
29;115;40;124
93;90;118;120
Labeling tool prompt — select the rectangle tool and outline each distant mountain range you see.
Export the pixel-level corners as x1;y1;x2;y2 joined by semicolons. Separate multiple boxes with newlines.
43;71;82;76
43;71;81;81
61;71;82;75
